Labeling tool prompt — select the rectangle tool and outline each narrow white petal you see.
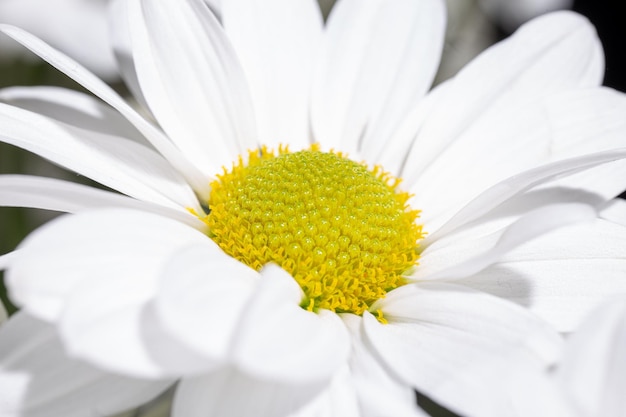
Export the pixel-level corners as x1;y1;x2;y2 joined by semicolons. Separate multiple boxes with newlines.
130;0;257;174
366;282;563;417
108;0;150;110
342;314;430;417
311;0;445;155
416;203;596;282
556;297;626;417
6;209;209;322
222;0;323;149
172;368;327;417
0;24;209;196
0;175;206;230
402;11;603;191
0;313;172;417
0;86;146;144
0;103;201;211
464;218;626;332
541;87;626;199
423;148;626;243
412;87;626;231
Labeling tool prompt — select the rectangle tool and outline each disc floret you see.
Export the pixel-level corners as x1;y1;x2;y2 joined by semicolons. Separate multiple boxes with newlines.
204;145;423;316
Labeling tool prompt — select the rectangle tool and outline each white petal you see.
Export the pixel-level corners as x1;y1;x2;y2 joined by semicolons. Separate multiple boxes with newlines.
6;209;209;322
0;24;209;196
342;314;430;417
0;251;18;271
415;202;596;282
130;0;257;175
464;218;626;332
0;175;206;230
601;198;626;226
402;12;604;227
0;312;172;417
230;265;350;383
0;86;146;144
156;255;350;383
0;102;202;211
311;0;445;156
154;243;260;361
541;87;626;199
172;368;327;417
60;295;219;379
423;148;626;243
289;366;360;417
108;0;150;111
366;282;563;417
556;297;626;417
222;0;323;149
0;0;118;80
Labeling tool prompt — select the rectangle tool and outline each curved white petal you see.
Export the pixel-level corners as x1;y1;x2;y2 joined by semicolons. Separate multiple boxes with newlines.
130;0;257;176
601;198;626;227
0;86;146;144
0;312;172;417
540;87;626;200
0;0;118;80
6;209;209;322
156;254;349;383
463;218;626;332
0;103;201;211
366;282;563;417
222;0;323;149
402;12;604;226
413;87;626;232
556;297;626;417
108;0;150;111
230;265;350;383
342;314;430;417
172;368;327;417
0;24;210;197
415;202;596;282
423;148;626;243
311;0;445;156
0;175;206;230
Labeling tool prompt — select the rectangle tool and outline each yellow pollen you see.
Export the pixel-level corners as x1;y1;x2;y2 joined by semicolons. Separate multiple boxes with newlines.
203;145;423;316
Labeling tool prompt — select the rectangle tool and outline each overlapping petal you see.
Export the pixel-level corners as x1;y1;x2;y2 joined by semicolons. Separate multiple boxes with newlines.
129;0;257;175
0;24;209;196
156;258;350;384
0;313;172;417
0;103;201;211
401;11;606;229
222;0;323;149
366;283;563;417
311;0;445;157
0;175;205;230
465;217;626;331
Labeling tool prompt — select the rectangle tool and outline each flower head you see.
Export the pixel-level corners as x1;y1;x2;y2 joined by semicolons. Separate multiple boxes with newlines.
1;1;626;417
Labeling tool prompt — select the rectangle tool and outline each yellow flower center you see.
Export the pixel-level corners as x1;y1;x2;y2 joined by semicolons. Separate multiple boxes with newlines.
203;145;423;316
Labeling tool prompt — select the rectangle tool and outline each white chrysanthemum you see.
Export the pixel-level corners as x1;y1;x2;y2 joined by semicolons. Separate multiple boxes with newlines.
1;1;626;417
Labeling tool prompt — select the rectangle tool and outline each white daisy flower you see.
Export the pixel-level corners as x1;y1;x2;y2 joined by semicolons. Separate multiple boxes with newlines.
1;1;626;416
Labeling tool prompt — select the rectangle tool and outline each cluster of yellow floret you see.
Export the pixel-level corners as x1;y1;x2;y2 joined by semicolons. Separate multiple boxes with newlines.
202;144;423;316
